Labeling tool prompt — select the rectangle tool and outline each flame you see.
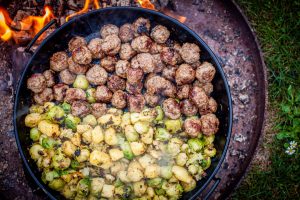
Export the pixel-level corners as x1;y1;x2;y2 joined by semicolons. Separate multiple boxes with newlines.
0;7;13;41
66;0;101;22
137;0;156;10
94;0;100;9
161;8;187;23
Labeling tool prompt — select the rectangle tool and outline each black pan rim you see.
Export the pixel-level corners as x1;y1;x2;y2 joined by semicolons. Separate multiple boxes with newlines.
13;6;232;200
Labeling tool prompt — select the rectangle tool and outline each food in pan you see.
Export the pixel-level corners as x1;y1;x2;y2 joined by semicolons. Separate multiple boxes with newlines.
25;17;219;200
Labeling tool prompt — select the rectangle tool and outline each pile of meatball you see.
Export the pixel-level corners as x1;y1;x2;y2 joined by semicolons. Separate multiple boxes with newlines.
27;17;219;138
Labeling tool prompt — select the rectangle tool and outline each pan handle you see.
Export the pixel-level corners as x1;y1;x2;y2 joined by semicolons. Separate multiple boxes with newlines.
25;19;58;53
202;177;221;200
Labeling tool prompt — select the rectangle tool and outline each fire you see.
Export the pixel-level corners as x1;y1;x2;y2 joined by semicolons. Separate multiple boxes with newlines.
0;7;13;41
66;0;101;22
137;0;156;10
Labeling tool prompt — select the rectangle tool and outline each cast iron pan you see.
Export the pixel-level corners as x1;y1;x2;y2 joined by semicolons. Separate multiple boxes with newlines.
14;7;232;200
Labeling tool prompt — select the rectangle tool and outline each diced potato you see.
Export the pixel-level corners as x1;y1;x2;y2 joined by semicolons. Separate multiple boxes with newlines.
29;144;46;160
171;166;194;183
91;125;104;144
147;187;155;198
134;121;150;134
82;114;97;127
181;178;196;192
176;153;187;166
25;113;42;128
77;124;92;133
127;161;144;182
133;181;147;197
89;150;111;166
117;170;131;183
62;141;76;157
167;138;183;156
160;166;173;179
97;114;114;125
90;178;105;197
130;113;140;124
141;127;154;144
130;142;146;156
138;154;156;169
104;127;118;145
82;129;92;144
125;125;139;142
110;162;127;176
144;164;160;179
71;132;81;146
101;184;115;198
38;120;60;137
121;112;131;127
109;149;124;161
76;149;90;163
139;108;157;122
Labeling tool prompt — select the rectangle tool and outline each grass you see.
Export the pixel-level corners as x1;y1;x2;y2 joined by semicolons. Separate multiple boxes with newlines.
232;0;300;199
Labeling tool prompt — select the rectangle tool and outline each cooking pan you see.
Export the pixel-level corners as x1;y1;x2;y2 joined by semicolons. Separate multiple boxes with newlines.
13;7;232;200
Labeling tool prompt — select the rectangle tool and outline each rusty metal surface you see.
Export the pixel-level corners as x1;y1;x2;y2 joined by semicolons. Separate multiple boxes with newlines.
0;0;266;199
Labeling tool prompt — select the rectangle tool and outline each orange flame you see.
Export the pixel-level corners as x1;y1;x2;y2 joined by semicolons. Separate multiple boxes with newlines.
0;7;13;41
66;0;101;22
137;0;156;10
94;0;100;9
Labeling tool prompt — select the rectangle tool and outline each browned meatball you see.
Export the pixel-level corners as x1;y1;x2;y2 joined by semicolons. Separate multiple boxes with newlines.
101;34;121;56
175;64;195;85
119;43;136;60
145;75;175;97
177;84;190;100
86;65;108;85
160;47;181;66
150;25;170;44
65;88;86;103
193;81;213;95
184;117;201;138
67;57;88;75
53;84;69;102
180;43;200;64
27;73;46;93
189;86;209;110
111;90;127;109
162;66;176;81
95;85;112;103
100;24;119;38
68;36;87;52
131;35;153;53
91;103;107;118
152;54;166;73
100;56;117;72
126;68;144;84
127;94;145;112
50;51;69;72
33;88;54;105
132;17;151;36
162;98;181;119
200;114;219;136
191;61;201;69
199;97;218;115
195;62;216;83
71;101;90;117
131;53;155;73
150;43;164;54
43;70;55;87
163;82;177;98
87;38;105;59
119;23;134;43
180;99;198;117
115;60;130;78
72;46;92;65
144;93;160;107
59;69;76;85
107;75;126;92
126;81;143;94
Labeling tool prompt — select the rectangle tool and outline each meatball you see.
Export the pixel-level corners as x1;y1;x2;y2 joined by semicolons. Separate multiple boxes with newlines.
160;47;181;66
199;97;218;115
68;36;87;52
95;86;112;103
27;73;46;93
115;60;130;78
200;114;219;136
152;54;165;73
126;81;143;94
144;93;160;107
150;43;164;54
50;51;68;72
150;25;170;44
131;35;153;53
65;88;86;103
162;66;176;81
127;94;145;112
177;84;190;100
180;43;200;64
189;86;209;110
162;98;181;119
107;75;126;92
86;65;108;85
145;75;175;97
131;53;155;73
53;84;69;102
87;38;105;59
33;88;53;105
67;57;88;75
126;67;144;84
175;64;195;85
101;34;121;56
100;24;119;38
100;56;117;72
163;82;177;98
71;101;90;117
111;90;127;109
191;61;201;69
91;103;107;118
193;81;213;95
120;43;136;60
43;70;55;87
132;17;151;36
195;62;216;83
59;69;76;85
72;46;92;65
184;117;201;138
119;23;134;43
180;99;198;117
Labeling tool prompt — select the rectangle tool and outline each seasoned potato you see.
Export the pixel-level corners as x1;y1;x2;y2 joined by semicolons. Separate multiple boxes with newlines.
104;127;118;145
109;148;124;161
38;120;60;137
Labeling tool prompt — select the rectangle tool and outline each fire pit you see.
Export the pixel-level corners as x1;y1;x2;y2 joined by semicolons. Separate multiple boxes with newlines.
0;0;266;199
